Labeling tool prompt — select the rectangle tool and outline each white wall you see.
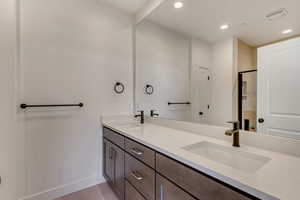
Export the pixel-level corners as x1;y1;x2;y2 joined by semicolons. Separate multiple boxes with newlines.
210;38;235;126
0;0;26;200
190;39;212;123
190;38;236;126
191;39;212;69
135;20;236;126
135;22;236;125
0;1;237;199
136;21;191;121
17;0;133;199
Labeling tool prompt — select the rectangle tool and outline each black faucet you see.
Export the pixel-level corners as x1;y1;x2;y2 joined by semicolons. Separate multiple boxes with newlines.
150;110;159;117
225;121;240;147
134;111;144;124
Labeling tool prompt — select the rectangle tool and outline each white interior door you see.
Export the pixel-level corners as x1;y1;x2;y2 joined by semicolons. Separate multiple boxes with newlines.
191;67;211;123
257;37;300;139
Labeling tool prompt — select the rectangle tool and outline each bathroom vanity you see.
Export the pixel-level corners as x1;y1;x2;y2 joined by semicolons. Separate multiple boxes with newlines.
103;126;254;200
100;116;300;200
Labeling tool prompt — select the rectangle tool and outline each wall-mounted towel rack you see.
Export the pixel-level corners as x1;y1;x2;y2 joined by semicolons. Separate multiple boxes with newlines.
20;103;84;109
168;102;191;105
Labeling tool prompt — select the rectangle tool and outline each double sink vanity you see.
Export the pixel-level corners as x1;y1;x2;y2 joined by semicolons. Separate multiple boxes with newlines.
102;116;300;200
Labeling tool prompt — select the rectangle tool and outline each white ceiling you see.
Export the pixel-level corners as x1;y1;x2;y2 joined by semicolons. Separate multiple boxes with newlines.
146;0;300;46
100;0;149;14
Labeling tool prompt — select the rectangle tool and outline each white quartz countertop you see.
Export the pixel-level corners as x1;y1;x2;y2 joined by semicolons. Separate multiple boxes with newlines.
102;117;300;200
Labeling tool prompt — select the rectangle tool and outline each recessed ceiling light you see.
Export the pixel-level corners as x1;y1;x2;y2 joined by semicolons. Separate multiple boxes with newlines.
174;1;183;9
282;29;293;34
220;24;229;30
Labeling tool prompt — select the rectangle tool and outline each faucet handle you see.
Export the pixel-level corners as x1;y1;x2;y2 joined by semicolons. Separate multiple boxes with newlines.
150;110;159;117
227;121;240;130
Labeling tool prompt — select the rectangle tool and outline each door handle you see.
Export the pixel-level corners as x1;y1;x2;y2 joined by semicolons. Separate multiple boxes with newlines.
130;148;144;156
258;118;265;123
130;171;143;181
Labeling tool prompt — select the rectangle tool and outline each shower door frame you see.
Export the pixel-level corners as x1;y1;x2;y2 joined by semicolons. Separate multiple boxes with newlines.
238;69;257;130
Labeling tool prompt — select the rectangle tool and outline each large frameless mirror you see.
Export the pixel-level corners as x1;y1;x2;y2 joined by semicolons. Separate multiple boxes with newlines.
135;0;300;139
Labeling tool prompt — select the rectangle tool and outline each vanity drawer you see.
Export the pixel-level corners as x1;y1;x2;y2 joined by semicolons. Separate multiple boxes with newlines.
156;174;196;200
103;127;125;148
125;153;155;200
125;180;146;200
156;153;252;200
125;138;155;168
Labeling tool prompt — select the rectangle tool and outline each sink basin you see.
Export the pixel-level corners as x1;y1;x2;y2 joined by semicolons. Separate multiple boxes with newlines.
183;141;270;173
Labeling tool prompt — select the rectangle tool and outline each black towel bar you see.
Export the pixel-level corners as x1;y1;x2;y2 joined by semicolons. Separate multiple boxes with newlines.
168;102;191;105
20;103;84;109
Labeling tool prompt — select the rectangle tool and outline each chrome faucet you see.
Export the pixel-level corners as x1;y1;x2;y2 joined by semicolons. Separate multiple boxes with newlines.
225;121;240;147
134;110;144;124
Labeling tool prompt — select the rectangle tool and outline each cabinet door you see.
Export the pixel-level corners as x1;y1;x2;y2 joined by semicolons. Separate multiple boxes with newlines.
112;143;125;200
103;139;114;185
156;174;196;200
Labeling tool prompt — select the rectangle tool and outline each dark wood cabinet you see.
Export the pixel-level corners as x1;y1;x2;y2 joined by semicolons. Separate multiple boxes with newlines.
103;127;125;148
103;126;257;200
103;139;114;185
125;138;155;168
125;180;146;200
103;138;125;200
113;143;125;200
156;174;196;200
156;153;251;200
125;153;155;200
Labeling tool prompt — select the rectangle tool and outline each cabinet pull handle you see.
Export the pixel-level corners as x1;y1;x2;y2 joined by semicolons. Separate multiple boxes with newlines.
109;147;112;159
160;184;164;200
130;171;143;181
130;148;143;156
113;148;117;159
109;147;114;159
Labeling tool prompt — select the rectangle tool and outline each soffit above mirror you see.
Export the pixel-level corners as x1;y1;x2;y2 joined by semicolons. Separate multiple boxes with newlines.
146;0;300;46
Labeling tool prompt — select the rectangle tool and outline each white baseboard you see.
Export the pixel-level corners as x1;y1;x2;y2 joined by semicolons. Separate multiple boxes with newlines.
19;176;106;200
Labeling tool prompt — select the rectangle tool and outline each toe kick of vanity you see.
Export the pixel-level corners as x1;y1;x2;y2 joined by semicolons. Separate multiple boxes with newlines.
103;126;258;200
